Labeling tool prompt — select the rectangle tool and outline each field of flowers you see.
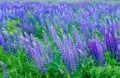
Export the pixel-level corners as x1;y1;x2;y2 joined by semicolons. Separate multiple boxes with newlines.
0;1;120;78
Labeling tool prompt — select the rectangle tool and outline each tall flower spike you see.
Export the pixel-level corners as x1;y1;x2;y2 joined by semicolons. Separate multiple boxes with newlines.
73;27;86;52
29;44;47;74
43;31;53;60
62;33;77;72
96;38;105;65
6;34;14;53
88;39;104;66
38;42;51;64
118;45;120;62
110;28;118;52
0;61;10;78
68;34;79;67
62;32;70;71
49;25;65;58
13;32;19;52
65;36;76;72
22;37;32;61
104;28;118;58
0;31;8;52
31;35;51;64
104;29;111;51
73;27;82;50
69;51;76;72
49;24;58;43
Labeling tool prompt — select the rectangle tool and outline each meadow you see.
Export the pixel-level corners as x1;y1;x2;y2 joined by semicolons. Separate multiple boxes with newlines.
0;1;120;78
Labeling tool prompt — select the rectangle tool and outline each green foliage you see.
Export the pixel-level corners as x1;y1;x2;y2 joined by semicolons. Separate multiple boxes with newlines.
2;22;120;78
7;18;20;33
35;25;45;39
0;46;4;78
0;47;42;78
1;36;120;78
96;31;103;40
117;29;120;36
2;15;120;78
105;52;118;65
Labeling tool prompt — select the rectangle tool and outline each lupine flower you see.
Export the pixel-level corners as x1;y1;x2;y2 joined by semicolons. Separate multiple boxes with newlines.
88;39;104;66
68;51;76;72
73;27;86;56
31;34;51;64
62;33;77;72
6;34;14;53
0;61;9;78
104;28;118;58
80;21;91;40
0;2;120;74
73;27;82;51
0;31;8;52
13;32;19;52
38;41;51;64
62;32;71;71
110;28;118;51
43;31;53;60
104;29;111;51
118;45;120;62
22;33;47;74
65;42;76;72
49;25;65;58
29;44;47;74
68;34;79;67
22;37;32;61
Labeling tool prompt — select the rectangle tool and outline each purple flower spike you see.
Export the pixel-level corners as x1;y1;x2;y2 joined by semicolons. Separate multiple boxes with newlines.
68;34;79;67
118;45;120;62
30;45;47;74
7;34;14;53
73;27;86;53
88;39;105;66
13;32;19;52
0;61;10;78
104;28;118;58
38;42;51;64
69;51;76;72
62;33;77;72
22;37;32;61
31;35;51;64
43;31;53;60
0;31;8;52
49;25;65;58
73;27;82;50
62;32;70;69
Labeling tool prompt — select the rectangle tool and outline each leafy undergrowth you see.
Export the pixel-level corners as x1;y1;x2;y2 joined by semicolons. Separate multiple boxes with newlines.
1;45;120;78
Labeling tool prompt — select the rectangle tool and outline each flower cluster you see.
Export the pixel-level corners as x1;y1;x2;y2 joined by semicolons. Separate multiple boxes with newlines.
0;2;120;74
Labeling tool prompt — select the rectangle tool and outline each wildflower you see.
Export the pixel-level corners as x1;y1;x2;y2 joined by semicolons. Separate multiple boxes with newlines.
0;61;9;78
